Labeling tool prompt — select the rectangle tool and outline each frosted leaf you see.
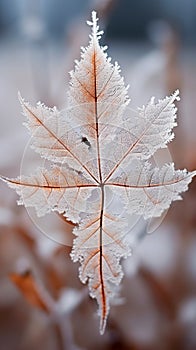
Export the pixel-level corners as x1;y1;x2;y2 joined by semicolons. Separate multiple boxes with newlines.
1;11;195;335
19;94;99;181
2;167;95;223
101;91;179;181
107;160;196;219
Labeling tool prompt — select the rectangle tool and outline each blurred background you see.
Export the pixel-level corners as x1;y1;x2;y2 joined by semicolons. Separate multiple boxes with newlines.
0;0;196;349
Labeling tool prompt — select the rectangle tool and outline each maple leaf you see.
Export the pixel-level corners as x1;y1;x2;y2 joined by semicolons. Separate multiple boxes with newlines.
1;11;196;334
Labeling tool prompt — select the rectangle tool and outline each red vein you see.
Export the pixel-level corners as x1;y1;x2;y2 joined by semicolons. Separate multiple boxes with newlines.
80;216;100;230
81;249;100;275
143;188;160;205
78;225;99;248
97;68;115;98
99;185;106;329
103;254;119;278
74;75;95;99
23;103;99;183
92;43;106;328
3;177;97;190
106;175;189;189
104;98;176;182
102;227;125;249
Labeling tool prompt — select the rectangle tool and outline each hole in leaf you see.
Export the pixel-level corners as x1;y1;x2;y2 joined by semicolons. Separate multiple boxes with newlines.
81;136;91;149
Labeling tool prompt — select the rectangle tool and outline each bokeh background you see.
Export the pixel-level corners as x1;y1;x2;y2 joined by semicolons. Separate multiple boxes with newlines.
0;1;196;349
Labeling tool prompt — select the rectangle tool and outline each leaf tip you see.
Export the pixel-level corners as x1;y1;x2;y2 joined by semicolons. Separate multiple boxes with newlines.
173;89;180;102
99;315;107;335
87;10;103;40
0;175;9;184
91;10;97;21
18;92;29;111
87;11;98;28
18;91;24;104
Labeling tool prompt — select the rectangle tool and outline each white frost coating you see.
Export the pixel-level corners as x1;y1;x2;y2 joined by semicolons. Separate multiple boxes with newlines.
1;12;196;335
101;91;180;181
71;187;131;334
18;94;100;181
4;167;95;222
87;11;104;40
67;12;129;137
108;160;196;219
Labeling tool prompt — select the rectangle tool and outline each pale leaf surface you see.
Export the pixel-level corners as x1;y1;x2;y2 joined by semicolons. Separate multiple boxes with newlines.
107;160;196;219
19;95;99;181
101;91;180;181
2;167;95;222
